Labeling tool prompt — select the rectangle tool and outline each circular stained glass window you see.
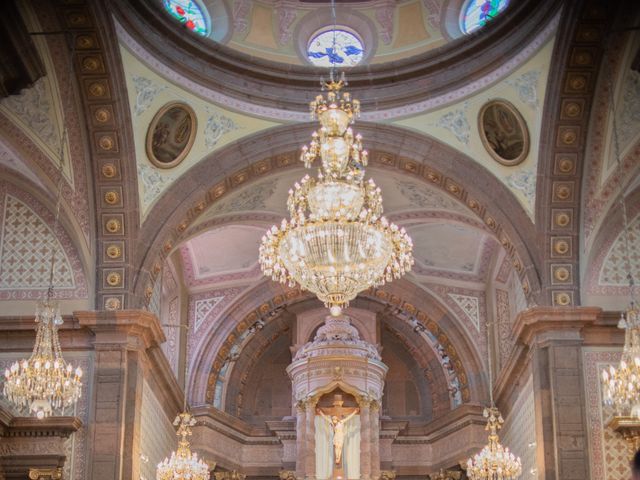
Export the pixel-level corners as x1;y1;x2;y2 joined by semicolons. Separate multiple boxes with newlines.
461;0;509;34
163;0;209;36
307;29;364;67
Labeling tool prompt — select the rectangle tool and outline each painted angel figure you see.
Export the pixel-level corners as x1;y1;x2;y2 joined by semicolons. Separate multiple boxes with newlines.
317;408;359;465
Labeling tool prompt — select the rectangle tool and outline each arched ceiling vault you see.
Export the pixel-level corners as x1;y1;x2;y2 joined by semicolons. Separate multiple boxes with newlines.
135;123;542;309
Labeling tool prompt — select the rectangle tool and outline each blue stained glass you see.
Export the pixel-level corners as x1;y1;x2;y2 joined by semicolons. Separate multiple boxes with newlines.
163;0;209;36
307;29;364;67
461;0;509;34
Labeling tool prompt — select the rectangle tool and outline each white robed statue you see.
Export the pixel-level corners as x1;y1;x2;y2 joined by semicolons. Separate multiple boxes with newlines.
315;394;360;479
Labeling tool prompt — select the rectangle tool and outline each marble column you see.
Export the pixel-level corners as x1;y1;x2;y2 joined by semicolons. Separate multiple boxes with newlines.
370;401;381;480
359;399;371;480
305;400;316;480
296;401;307;479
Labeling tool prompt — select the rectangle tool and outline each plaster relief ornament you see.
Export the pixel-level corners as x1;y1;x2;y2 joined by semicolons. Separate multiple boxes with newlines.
259;76;414;316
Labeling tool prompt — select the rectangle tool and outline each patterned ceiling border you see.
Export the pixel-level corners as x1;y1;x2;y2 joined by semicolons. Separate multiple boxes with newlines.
134;124;542;312
535;0;619;307
51;0;140;310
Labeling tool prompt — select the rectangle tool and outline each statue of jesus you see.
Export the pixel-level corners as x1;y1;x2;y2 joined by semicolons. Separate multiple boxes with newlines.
317;395;359;466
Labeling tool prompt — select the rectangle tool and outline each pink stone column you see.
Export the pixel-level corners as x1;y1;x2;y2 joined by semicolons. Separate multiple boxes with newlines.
359;399;371;480
371;401;381;480
77;310;166;480
305;400;316;479
296;401;307;478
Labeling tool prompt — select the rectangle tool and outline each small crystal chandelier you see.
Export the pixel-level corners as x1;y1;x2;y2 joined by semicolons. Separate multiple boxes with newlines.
602;283;640;415
3;294;83;419
600;69;640;417
466;407;522;480
2;127;82;419
157;412;210;480
259;75;414;316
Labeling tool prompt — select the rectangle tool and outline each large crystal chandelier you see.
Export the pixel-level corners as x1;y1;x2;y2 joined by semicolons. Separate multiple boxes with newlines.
157;412;210;480
259;76;414;316
466;407;522;480
3;294;83;419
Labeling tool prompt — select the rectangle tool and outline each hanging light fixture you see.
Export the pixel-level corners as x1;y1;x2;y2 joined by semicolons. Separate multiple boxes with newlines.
258;0;413;317
258;77;413;316
600;62;640;416
2;129;83;419
157;325;210;480
466;406;522;480
466;313;521;479
601;298;640;416
156;411;210;480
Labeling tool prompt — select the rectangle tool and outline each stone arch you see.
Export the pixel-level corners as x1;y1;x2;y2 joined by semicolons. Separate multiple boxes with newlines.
0;177;91;303
134;123;542;309
188;277;489;409
581;185;640;306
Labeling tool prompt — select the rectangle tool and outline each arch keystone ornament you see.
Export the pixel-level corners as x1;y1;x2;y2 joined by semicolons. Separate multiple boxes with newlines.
259;77;414;316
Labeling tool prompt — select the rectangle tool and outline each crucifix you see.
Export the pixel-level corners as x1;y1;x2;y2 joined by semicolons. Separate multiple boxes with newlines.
316;394;359;468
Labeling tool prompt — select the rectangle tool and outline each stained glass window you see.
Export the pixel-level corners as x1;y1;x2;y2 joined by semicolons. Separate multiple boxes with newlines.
461;0;509;34
307;29;364;67
163;0;209;36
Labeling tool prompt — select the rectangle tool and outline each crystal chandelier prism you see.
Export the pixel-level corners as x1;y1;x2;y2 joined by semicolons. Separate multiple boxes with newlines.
602;299;640;416
466;407;522;480
259;76;414;316
157;412;210;480
3;295;83;419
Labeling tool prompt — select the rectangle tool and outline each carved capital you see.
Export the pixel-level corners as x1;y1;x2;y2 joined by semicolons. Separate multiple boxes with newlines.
28;468;62;480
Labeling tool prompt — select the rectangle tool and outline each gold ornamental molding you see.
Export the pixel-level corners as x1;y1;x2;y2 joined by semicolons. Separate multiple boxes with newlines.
28;468;62;480
608;415;640;460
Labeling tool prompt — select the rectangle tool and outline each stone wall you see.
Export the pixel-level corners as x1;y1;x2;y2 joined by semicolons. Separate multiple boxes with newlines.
139;380;177;480
583;348;629;480
501;374;537;479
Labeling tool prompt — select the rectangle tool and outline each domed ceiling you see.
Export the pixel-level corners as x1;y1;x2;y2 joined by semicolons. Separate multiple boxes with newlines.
162;0;458;67
155;0;519;68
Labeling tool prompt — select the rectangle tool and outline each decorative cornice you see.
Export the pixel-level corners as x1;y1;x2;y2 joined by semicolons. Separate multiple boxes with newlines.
75;309;166;350
0;414;81;439
493;306;622;405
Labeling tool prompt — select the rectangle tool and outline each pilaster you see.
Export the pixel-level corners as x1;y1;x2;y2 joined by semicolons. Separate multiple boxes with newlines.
359;399;371;480
295;402;306;478
305;400;316;480
494;307;615;480
76;310;166;480
370;401;381;480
